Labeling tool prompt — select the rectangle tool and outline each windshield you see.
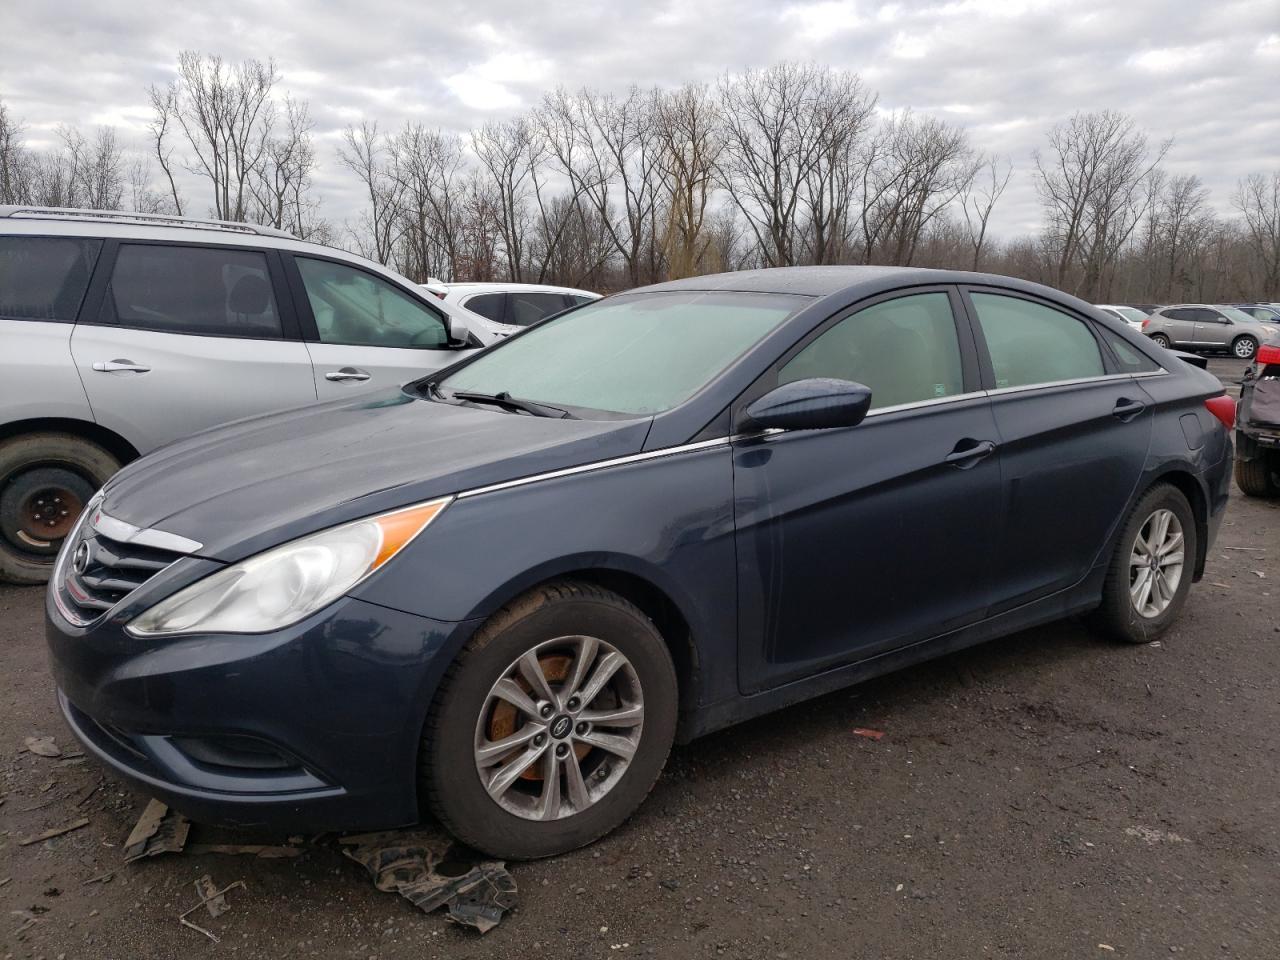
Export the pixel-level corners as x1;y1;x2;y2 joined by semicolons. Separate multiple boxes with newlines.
1221;306;1260;324
437;290;809;416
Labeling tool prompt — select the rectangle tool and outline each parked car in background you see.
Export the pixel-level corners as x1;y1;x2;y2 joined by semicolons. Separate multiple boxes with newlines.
1231;303;1280;323
47;265;1233;860
1141;304;1279;359
0;206;479;584
1095;304;1148;329
1235;338;1280;497
422;281;600;344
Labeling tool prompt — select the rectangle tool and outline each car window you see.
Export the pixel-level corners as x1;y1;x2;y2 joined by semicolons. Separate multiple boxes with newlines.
778;292;964;410
507;292;574;327
568;295;595;307
0;237;102;322
104;244;281;338
441;290;807;416
971;292;1104;389
1220;306;1257;324
297;257;448;349
464;292;506;323
1116;307;1147;322
1163;308;1190;322
1097;326;1161;374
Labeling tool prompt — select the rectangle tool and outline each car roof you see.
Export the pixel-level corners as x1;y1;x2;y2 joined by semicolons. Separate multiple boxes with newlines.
442;282;599;298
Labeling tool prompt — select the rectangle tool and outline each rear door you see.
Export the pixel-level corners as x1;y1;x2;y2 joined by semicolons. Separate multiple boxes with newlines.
1160;308;1197;345
70;241;316;454
1191;308;1231;348
286;254;475;399
963;287;1155;611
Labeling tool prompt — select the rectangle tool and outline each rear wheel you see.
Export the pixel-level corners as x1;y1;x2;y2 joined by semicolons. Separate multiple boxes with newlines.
1091;483;1197;644
1150;333;1172;349
1231;335;1258;360
0;434;120;585
1235;451;1280;497
421;581;678;860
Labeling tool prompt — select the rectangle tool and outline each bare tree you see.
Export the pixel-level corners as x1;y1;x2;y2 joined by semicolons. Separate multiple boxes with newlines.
655;83;723;279
960;153;1012;270
1233;171;1280;298
249;97;324;237
59;125;125;210
0;98;28;204
471;117;538;281
337;120;403;263
145;84;184;214
390;123;468;281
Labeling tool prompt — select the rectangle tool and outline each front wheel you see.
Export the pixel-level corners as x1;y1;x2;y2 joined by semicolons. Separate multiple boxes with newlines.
1232;336;1258;360
1150;333;1172;349
1091;484;1197;644
421;581;678;860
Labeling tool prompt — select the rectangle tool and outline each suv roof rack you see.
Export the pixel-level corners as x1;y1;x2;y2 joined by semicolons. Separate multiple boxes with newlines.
0;205;297;240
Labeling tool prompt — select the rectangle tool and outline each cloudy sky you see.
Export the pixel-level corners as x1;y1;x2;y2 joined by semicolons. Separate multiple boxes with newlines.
2;0;1277;239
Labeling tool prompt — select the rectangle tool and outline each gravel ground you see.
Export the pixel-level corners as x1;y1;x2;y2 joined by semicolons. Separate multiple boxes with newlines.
3;357;1276;959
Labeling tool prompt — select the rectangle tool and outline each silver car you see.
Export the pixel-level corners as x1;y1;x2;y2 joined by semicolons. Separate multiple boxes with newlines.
0;206;479;583
1094;304;1148;330
1142;304;1279;360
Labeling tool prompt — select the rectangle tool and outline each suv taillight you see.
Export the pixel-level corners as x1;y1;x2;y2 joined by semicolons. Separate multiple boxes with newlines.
1141;317;1151;329
1204;395;1236;430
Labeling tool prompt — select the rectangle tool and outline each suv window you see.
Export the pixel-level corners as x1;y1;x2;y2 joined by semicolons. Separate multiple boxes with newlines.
508;291;573;327
778;292;964;410
1097;326;1161;374
0;237;102;322
971;292;1104;388
464;292;506;323
105;244;281;338
297;257;448;348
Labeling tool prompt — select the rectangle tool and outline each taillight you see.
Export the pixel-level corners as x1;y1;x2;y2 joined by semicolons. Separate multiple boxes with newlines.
1141;317;1151;329
1204;395;1236;430
1257;343;1280;365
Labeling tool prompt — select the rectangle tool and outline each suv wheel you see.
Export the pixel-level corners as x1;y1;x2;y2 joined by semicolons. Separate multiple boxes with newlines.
1234;451;1280;498
1231;335;1258;360
0;434;120;585
1091;483;1197;644
421;581;677;860
1150;333;1172;348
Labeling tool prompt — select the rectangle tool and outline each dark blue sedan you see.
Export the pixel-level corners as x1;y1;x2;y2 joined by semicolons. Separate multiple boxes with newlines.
46;266;1234;859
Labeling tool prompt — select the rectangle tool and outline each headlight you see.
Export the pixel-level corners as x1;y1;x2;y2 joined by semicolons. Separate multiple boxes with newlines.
1262;325;1278;336
127;497;451;637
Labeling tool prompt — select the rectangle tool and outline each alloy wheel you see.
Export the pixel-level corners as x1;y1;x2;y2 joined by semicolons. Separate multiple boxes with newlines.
1233;338;1257;359
473;635;644;821
1129;508;1185;618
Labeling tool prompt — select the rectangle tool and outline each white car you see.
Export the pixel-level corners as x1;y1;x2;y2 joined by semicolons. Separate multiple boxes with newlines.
1095;304;1149;330
422;281;600;344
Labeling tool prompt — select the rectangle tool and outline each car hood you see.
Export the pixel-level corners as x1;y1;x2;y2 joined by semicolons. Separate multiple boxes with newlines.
100;389;651;561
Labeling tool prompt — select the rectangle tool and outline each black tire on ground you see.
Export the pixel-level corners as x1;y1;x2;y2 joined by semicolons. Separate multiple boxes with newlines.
0;433;120;585
420;580;678;860
1150;333;1172;348
1234;452;1280;498
1090;483;1198;645
1231;335;1258;360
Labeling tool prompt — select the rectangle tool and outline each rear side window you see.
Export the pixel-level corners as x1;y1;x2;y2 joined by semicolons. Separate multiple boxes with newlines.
0;237;101;322
464;293;506;322
507;291;574;327
1097;326;1161;374
971;292;1104;389
297;257;449;349
779;292;964;410
104;244;282;338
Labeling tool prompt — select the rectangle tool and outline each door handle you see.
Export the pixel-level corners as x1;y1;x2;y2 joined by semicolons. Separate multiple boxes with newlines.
1112;397;1147;422
325;367;371;383
91;359;151;374
943;439;997;469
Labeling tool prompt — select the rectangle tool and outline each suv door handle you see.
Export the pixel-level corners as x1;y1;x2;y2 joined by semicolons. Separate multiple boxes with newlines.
943;439;997;469
325;367;371;383
1112;397;1147;422
92;359;151;374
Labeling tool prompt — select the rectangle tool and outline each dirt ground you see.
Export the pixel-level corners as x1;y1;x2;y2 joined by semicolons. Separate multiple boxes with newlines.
3;358;1277;959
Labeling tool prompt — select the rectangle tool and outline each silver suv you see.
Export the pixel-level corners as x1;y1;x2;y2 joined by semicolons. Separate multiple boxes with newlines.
1142;304;1279;360
0;206;478;583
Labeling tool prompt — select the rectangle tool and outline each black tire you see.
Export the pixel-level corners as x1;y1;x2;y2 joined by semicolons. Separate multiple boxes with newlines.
1234;452;1280;498
0;433;120;585
1231;335;1258;360
1091;483;1198;644
1150;333;1172;349
421;580;678;860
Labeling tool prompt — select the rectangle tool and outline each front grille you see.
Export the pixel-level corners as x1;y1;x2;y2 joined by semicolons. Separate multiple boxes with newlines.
57;509;194;626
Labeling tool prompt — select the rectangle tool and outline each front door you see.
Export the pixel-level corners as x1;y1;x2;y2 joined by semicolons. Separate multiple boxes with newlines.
733;289;1002;693
964;288;1154;611
1191;308;1231;349
71;242;316;454
288;255;476;400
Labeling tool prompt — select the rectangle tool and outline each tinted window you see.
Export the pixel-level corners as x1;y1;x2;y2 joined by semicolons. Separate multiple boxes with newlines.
971;292;1104;388
1220;306;1257;324
465;292;506;322
106;244;281;337
568;295;595;307
1097;326;1161;373
297;258;448;349
0;237;101;322
508;292;573;326
442;291;806;416
779;292;964;410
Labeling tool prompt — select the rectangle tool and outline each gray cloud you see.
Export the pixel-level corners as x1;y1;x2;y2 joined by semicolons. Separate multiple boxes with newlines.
2;0;1276;239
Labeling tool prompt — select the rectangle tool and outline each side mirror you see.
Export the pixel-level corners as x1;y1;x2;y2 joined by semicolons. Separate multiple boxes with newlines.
744;378;873;432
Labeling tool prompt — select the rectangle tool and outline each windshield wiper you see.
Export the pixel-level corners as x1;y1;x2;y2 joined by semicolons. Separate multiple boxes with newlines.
446;390;576;419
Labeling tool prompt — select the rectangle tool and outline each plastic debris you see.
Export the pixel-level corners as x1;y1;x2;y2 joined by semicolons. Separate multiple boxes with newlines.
19;817;90;846
852;727;885;741
178;879;245;942
195;875;230;918
24;736;61;758
340;828;518;934
123;799;190;862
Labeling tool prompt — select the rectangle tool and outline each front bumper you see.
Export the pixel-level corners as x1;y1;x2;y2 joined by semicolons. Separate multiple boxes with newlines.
47;592;478;832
